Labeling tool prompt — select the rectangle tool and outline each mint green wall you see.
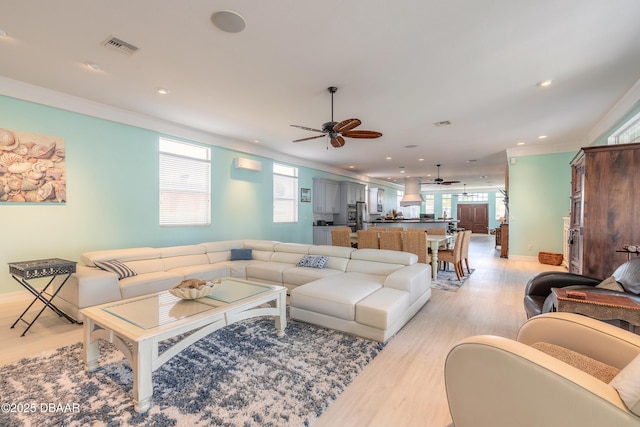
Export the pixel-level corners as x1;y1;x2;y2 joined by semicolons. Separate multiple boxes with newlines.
0;95;348;293
508;152;573;257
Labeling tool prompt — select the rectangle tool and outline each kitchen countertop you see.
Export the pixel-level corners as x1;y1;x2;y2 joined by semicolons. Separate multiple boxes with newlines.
368;219;458;223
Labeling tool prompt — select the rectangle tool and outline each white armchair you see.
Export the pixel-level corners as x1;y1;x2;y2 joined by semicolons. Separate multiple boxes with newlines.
445;312;640;427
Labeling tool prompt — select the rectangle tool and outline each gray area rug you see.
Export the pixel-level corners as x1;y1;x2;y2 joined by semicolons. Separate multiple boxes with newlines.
1;315;385;426
431;268;475;292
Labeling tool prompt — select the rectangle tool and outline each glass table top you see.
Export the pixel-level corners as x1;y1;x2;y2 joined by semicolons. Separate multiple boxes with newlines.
102;279;272;329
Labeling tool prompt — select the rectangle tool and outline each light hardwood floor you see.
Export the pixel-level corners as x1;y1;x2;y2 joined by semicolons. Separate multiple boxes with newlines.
0;234;563;426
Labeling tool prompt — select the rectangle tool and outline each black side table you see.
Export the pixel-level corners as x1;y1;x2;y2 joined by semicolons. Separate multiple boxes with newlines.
9;258;78;336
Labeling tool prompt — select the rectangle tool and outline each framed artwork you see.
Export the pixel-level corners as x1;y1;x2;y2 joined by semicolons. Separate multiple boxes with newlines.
300;188;311;203
0;128;66;203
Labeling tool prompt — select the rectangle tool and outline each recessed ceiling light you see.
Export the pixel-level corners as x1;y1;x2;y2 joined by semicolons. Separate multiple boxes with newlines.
538;135;547;139
349;165;355;169
538;79;553;87
211;10;246;33
400;170;405;174
157;87;170;95
253;139;261;143
84;62;101;71
418;158;424;162
517;142;525;146
386;156;392;160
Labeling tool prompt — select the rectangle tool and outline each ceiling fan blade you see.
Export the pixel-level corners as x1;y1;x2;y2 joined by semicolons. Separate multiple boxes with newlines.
290;124;325;133
293;134;325;143
330;136;346;148
333;118;361;133
441;180;461;185
343;130;383;139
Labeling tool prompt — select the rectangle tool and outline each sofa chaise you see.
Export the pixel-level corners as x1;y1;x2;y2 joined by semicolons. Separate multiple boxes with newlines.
54;239;431;342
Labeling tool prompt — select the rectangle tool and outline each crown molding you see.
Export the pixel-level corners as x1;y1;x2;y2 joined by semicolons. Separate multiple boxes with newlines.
0;76;395;188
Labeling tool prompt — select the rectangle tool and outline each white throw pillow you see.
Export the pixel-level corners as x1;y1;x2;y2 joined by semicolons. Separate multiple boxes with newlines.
610;353;640;415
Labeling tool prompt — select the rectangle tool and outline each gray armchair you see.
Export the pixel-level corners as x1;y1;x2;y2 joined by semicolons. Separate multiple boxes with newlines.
524;257;640;319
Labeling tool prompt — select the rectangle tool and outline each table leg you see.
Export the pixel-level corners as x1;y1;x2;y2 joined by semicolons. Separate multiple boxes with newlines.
83;318;100;372
275;292;287;337
10;273;76;336
430;242;439;280
132;340;154;413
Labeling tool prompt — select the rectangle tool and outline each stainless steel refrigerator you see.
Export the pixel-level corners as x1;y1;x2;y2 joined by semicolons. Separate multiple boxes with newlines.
347;201;366;231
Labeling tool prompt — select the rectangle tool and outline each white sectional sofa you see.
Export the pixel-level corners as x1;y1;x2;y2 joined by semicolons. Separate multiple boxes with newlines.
55;239;431;342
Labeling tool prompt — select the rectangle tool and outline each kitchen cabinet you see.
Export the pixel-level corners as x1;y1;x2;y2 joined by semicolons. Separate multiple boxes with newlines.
313;226;334;245
569;143;640;278
313;178;340;214
341;181;366;205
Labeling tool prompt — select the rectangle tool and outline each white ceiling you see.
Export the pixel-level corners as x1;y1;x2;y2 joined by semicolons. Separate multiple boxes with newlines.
2;0;640;193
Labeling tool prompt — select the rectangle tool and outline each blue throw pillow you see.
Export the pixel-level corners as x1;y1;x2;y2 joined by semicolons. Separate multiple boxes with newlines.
94;259;137;280
231;248;252;261
297;255;328;269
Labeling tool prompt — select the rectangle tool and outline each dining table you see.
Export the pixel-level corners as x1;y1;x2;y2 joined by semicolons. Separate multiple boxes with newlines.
350;231;452;280
427;234;453;280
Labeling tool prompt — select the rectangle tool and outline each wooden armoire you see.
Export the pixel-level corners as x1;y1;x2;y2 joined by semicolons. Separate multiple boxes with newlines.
568;143;640;279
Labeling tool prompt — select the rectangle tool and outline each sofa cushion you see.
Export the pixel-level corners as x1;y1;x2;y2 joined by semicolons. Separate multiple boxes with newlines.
231;248;252;261
283;266;343;287
202;240;245;263
246;261;294;284
167;264;230;281
274;243;312;254
351;248;417;266
119;271;184;299
81;247;160;267
290;272;384;321
356;287;410;330
162;253;210;270
610;353;640;416
159;244;206;258
271;251;306;265
94;260;137;280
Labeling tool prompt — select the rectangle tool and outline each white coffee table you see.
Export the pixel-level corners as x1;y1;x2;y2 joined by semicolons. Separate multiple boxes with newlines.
81;278;287;413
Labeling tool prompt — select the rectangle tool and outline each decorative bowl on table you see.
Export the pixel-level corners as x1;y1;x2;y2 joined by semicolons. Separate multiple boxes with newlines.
169;278;222;299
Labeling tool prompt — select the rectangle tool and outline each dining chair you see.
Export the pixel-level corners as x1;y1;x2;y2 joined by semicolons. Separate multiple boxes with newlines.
379;230;403;251
357;229;380;249
400;231;432;264
330;227;352;247
460;229;473;274
439;231;464;281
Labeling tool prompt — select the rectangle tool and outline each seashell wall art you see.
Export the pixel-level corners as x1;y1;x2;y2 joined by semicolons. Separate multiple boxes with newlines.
0;128;66;203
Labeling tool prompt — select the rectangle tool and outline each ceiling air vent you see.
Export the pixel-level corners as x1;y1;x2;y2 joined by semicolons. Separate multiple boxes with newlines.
433;120;452;127
101;36;140;56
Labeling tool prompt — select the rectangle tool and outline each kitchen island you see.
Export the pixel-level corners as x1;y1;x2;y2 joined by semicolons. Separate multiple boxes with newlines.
367;219;458;231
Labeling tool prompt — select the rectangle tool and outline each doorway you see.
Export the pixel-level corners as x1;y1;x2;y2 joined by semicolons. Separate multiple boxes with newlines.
457;203;489;234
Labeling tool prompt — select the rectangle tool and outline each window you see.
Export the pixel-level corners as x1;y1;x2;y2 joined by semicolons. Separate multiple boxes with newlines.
442;194;452;218
159;138;211;226
273;163;298;223
423;194;435;214
609;111;640;145
459;193;488;202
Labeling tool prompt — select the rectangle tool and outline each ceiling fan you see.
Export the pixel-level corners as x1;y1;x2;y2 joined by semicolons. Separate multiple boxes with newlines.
455;184;469;196
421;164;461;186
290;86;382;148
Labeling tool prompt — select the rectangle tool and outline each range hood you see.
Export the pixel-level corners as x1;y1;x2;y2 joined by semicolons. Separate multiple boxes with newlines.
400;177;424;207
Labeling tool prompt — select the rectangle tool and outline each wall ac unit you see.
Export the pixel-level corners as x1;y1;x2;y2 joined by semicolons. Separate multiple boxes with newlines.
234;157;262;172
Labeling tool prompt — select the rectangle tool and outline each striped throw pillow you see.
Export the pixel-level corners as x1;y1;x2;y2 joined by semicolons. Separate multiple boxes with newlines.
94;259;137;279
